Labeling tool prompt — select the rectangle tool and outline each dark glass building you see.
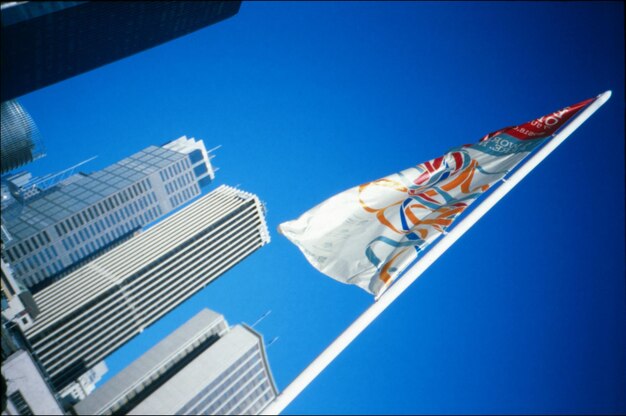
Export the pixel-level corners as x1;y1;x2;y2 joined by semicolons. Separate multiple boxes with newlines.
1;1;241;101
0;100;45;174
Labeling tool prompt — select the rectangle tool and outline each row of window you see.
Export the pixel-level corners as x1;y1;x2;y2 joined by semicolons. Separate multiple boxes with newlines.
159;157;190;182
63;205;160;267
19;259;64;288
12;190;160;285
169;187;196;209
8;243;57;276
8;391;33;416
207;364;268;415
181;347;260;415
106;330;220;415
4;230;51;263
164;171;194;195
231;380;274;415
54;179;151;238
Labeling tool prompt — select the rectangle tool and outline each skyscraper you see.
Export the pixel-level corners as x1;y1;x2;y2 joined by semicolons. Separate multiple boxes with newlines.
24;185;270;392
1;136;215;292
2;349;64;415
0;99;45;174
74;309;278;415
1;1;242;101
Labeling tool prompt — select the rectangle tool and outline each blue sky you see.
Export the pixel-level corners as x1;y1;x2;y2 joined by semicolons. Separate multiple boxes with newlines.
17;2;624;414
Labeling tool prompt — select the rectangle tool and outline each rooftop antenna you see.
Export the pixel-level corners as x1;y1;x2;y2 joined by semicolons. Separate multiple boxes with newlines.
207;145;222;159
251;310;272;328
266;336;280;349
20;156;98;192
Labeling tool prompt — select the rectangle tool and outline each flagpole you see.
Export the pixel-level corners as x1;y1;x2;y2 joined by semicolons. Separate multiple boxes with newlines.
261;90;612;415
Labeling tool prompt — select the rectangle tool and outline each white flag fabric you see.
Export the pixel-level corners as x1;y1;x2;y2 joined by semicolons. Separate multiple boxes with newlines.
279;97;594;296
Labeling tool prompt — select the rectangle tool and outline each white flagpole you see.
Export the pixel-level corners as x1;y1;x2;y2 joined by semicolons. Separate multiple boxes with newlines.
261;90;612;415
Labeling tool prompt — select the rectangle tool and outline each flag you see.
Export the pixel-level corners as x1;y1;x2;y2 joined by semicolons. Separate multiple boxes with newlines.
279;97;595;296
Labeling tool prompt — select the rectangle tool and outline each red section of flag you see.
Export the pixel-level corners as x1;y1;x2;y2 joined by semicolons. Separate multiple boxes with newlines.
481;97;595;142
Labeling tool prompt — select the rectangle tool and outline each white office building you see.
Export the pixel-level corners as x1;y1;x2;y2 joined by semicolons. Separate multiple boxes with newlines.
23;185;270;392
74;308;278;415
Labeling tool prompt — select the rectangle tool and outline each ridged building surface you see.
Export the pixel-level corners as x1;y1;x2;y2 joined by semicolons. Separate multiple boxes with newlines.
74;309;278;415
24;185;270;391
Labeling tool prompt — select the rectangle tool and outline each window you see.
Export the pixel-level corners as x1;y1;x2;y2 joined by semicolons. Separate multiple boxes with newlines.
9;390;34;415
194;163;208;178
188;149;204;164
198;176;212;188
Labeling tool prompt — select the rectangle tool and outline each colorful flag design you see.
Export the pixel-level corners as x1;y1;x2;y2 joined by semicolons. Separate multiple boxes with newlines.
279;97;595;296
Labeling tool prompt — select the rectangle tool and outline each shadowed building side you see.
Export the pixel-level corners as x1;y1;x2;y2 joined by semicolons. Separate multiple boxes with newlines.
1;1;242;101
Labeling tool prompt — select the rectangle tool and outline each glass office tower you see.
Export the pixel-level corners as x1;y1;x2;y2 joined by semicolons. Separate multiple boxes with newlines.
0;99;45;174
1;1;242;101
1;136;215;292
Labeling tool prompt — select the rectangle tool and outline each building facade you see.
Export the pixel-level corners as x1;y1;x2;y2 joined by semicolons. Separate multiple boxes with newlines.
1;136;215;292
24;185;270;392
2;349;64;415
74;309;278;416
1;258;39;333
58;360;108;407
0;99;45;174
1;1;242;101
